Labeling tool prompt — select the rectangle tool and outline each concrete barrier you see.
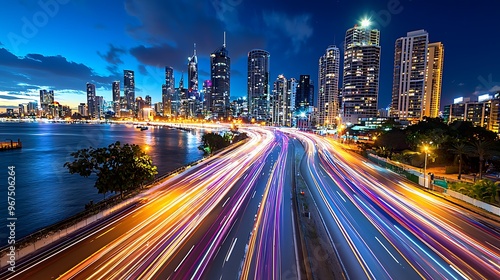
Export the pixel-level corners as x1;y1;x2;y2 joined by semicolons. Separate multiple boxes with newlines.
446;190;500;216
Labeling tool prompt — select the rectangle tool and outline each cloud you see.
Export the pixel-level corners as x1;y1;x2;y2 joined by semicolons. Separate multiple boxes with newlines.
124;0;266;69
97;44;126;65
263;11;313;54
489;85;500;92
0;47;115;94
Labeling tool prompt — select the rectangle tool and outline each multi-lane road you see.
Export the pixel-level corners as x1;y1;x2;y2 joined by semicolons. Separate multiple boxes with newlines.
291;130;500;279
1;126;499;279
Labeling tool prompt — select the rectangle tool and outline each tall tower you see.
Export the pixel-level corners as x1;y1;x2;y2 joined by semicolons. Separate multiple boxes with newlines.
124;70;135;111
296;75;314;113
112;81;120;116
163;66;174;116
287;77;298;125
271;74;288;126
188;44;198;94
210;32;231;118
318;45;340;128
86;83;97;119
391;30;429;122
247;49;270;121
424;42;444;118
342;20;381;125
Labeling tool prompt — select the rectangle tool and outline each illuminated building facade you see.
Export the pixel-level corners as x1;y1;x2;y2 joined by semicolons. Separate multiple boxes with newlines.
210;34;230;118
86;83;97;119
112;81;120;116
318;45;340;128
247;49;270;121
342;22;381;125
124;70;135;111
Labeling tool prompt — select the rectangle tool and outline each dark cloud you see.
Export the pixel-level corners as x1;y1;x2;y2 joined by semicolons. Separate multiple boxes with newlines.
97;44;126;65
263;11;313;54
0;47;114;93
125;0;266;69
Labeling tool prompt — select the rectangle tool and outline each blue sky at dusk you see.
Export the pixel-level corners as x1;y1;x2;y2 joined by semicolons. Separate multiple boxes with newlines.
0;0;499;110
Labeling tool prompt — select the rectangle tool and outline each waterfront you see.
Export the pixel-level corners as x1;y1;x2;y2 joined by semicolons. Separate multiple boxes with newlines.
0;122;203;240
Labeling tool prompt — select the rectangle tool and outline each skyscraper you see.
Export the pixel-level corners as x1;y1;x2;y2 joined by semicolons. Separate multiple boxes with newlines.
248;49;270;121
210;33;231;118
391;31;444;121
188;44;198;94
296;75;314;113
318;45;340;128
163;66;174;117
124;70;135;111
271;74;289;126
391;30;429;121
112;81;120;116
39;89;54;112
86;83;97;119
287;77;298;125
424;42;444;118
342;21;381;125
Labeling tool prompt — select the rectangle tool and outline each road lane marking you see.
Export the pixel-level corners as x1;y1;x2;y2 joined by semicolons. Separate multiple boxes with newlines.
375;236;399;264
336;191;346;202
252;190;256;198
225;238;238;262
174;245;194;272
222;196;230;208
91;227;115;242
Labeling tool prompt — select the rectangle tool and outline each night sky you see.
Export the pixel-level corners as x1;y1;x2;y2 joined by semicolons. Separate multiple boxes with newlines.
1;0;499;110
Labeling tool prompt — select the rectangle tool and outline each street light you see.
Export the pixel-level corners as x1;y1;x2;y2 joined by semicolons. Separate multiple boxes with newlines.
423;145;429;188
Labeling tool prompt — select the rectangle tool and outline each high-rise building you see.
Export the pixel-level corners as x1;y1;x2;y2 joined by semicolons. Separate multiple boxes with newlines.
296;75;314;113
145;95;152;107
163;66;174;117
286;78;299;114
318;45;340;128
96;96;105;119
391;30;428;122
124;70;135;111
424;42;444;118
112;81;120;116
86;83;97;119
248;49;270;122
188;44;198;94
271;75;290;127
210;33;231;118
78;103;87;117
18;104;25;117
39;89;54;112
391;30;444;122
203;80;212;116
342;21;381;125
27;102;37;115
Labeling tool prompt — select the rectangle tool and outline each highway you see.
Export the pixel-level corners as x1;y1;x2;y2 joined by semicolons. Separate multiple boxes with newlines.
1;128;280;279
2;126;499;279
291;130;500;279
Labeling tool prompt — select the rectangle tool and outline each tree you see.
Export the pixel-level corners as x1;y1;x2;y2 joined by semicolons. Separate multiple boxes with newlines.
448;141;468;180
64;141;158;198
467;140;499;179
200;132;229;154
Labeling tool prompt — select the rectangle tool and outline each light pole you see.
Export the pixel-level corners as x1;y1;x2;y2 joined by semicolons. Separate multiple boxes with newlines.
423;145;429;188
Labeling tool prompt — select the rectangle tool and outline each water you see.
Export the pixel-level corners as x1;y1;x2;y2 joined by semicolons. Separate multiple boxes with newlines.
0;122;203;240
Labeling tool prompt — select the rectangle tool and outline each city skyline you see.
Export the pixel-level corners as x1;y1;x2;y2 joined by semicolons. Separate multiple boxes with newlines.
0;0;499;111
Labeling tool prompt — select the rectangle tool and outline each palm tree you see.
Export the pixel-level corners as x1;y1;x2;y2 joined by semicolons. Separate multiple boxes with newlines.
467;140;499;180
448;141;468;180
